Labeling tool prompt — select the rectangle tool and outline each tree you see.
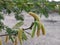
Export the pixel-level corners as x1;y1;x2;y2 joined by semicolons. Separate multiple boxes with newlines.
0;0;60;45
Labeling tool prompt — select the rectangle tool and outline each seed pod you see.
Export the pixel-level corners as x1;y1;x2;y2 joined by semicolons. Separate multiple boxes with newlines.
35;21;41;37
5;36;9;43
41;24;46;35
29;12;40;21
13;37;18;45
17;28;23;45
0;38;2;45
31;22;37;38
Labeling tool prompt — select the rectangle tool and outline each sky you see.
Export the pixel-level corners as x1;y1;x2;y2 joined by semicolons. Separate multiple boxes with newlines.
49;0;60;1
55;0;60;1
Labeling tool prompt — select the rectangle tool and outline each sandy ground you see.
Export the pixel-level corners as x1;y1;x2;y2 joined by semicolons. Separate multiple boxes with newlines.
0;12;60;45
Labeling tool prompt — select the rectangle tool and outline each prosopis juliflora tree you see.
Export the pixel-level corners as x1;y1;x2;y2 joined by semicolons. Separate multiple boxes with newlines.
0;0;60;45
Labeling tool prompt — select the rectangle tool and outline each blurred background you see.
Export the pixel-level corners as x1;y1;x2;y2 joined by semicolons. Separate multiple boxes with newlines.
0;0;60;45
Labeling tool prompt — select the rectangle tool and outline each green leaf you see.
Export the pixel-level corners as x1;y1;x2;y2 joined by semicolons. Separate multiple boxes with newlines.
0;21;4;31
40;7;49;18
0;13;4;20
15;13;24;21
6;9;11;14
58;5;60;15
6;27;14;42
9;36;14;42
22;31;28;41
13;21;24;29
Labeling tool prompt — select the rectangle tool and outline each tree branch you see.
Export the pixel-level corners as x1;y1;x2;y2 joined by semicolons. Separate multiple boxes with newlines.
0;34;8;37
0;22;34;37
0;31;31;37
23;22;34;30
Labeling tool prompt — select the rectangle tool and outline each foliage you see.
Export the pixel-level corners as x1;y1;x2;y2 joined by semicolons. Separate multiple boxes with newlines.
0;0;60;45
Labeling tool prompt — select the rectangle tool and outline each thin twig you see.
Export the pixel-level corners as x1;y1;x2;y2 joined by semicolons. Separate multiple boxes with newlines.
0;23;34;37
0;34;8;37
0;31;31;37
23;22;34;30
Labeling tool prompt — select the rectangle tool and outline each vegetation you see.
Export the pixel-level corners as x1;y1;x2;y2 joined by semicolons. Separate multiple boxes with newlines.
0;0;60;45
